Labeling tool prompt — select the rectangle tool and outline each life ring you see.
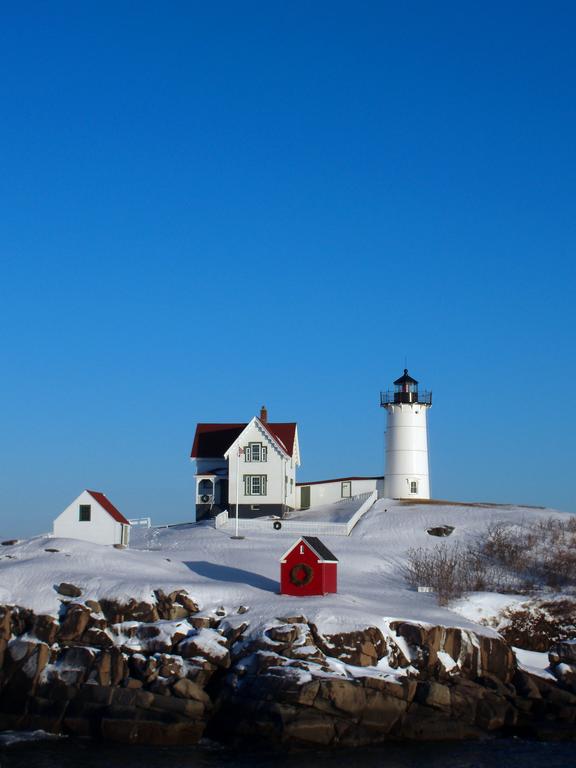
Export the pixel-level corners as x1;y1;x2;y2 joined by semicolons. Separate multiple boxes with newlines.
273;521;282;530
200;494;210;503
290;563;314;587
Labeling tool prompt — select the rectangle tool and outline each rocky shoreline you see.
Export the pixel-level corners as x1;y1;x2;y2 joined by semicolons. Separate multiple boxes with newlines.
1;587;575;747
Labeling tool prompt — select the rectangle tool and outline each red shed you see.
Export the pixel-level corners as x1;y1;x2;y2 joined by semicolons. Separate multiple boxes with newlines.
280;536;338;597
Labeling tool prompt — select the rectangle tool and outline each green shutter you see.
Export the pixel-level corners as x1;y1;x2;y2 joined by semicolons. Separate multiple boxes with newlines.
244;475;251;495
262;446;267;462
244;445;251;462
262;475;267;496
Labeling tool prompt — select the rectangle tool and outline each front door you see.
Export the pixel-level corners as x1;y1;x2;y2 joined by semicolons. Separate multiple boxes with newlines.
300;486;310;510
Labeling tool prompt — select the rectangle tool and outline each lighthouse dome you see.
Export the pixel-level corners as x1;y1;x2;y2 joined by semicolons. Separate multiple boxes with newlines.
393;369;418;387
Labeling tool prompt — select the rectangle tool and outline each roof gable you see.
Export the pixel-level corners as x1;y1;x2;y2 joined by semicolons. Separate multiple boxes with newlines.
191;424;246;459
193;420;297;459
86;490;130;525
280;536;338;563
224;417;289;459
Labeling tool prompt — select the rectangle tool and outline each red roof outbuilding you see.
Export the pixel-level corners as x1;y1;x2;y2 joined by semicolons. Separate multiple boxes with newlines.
280;537;338;597
86;490;130;525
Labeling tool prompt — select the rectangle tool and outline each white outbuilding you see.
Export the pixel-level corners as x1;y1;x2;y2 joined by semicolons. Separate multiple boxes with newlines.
53;490;131;546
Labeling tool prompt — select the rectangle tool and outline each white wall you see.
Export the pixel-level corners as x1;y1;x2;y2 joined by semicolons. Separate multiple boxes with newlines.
53;491;129;546
226;420;297;509
296;478;383;508
383;402;431;499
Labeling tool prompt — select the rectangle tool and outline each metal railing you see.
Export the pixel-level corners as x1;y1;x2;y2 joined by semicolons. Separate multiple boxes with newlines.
128;517;152;528
380;390;432;406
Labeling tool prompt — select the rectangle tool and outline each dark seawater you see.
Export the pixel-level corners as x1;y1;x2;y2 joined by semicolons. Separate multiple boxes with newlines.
0;738;575;768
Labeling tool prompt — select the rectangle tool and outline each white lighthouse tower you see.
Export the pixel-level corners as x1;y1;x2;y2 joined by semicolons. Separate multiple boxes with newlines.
380;369;432;499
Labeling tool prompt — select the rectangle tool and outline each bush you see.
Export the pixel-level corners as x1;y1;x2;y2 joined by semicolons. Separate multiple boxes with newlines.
404;543;486;605
405;515;576;605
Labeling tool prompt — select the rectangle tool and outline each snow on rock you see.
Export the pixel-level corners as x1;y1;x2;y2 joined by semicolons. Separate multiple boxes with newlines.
178;628;230;667
514;647;556;680
449;592;528;626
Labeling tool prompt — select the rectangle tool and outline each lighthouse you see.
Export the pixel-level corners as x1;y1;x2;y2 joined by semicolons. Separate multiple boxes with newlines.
380;370;432;499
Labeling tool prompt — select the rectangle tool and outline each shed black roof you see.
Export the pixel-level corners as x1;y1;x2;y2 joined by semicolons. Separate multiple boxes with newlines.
302;536;338;562
393;368;418;386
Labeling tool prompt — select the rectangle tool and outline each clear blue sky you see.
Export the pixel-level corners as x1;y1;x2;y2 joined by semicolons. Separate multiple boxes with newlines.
1;2;575;537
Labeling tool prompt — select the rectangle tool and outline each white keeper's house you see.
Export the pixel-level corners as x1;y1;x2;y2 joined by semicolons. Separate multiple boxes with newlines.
190;407;300;520
53;490;131;546
191;369;432;520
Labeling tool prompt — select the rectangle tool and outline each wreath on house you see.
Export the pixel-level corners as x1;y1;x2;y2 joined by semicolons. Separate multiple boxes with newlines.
290;563;314;587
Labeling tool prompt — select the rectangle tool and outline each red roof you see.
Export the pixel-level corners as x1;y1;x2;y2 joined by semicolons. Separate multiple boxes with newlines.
86;490;130;525
280;536;338;563
191;421;297;458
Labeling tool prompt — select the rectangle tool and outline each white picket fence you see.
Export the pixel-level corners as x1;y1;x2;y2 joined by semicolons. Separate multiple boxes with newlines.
128;517;152;529
213;490;378;537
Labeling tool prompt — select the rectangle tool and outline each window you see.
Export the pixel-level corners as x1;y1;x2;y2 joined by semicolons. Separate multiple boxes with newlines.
244;475;267;495
79;504;91;522
410;481;418;494
245;443;267;462
198;479;214;499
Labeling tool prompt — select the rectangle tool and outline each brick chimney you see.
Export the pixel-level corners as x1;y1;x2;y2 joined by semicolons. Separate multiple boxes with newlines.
260;405;268;424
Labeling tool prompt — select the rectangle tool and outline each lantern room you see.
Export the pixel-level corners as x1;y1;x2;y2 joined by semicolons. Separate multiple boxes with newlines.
380;369;432;407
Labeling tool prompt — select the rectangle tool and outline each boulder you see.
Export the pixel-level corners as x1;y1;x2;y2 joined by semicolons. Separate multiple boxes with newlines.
282;708;335;746
0;606;11;641
552;662;576;690
82;628;114;649
427;526;455;537
549;639;576;666
154;590;189;621
4;639;50;691
178;629;230;669
33;615;59;645
100;717;204;745
316;679;366;716
54;646;95;685
58;604;91;642
415;681;451;712
314;626;386;667
56;583;82;598
172;678;211;705
0;637;7;669
475;693;516;730
173;592;200;615
361;689;408;732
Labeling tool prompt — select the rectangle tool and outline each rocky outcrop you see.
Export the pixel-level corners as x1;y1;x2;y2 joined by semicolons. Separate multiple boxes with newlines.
0;598;575;747
212;618;576;747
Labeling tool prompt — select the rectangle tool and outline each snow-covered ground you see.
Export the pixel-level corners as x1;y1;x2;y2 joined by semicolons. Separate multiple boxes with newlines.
285;496;366;522
0;499;572;640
